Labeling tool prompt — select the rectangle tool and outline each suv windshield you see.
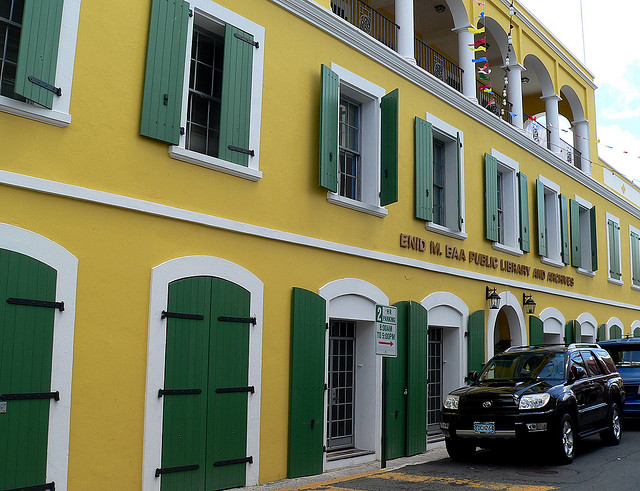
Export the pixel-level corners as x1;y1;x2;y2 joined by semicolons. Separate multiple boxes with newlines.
479;352;566;382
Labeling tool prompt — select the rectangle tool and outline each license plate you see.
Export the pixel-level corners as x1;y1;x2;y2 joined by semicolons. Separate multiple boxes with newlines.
474;422;495;434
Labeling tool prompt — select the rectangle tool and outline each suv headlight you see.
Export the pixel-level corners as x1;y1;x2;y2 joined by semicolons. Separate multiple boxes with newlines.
518;393;550;410
443;394;460;410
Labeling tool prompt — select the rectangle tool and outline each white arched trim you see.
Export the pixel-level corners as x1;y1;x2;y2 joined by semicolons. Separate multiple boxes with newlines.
318;278;388;469
576;312;597;341
445;0;469;29
539;307;566;335
0;222;78;491
421;291;469;389
142;256;264;491
606;316;625;339
631;320;640;336
486;290;527;359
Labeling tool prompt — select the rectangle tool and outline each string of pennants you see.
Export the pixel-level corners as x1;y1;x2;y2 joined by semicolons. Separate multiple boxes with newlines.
468;2;636;169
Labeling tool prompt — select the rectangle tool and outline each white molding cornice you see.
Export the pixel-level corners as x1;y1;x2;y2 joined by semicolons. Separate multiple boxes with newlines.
267;0;636;220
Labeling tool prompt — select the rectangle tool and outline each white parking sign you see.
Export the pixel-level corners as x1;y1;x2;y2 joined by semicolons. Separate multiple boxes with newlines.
375;305;397;357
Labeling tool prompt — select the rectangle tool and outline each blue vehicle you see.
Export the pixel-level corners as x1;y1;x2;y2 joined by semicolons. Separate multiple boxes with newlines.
599;338;640;418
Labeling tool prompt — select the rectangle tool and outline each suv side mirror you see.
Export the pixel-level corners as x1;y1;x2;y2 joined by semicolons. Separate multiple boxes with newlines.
569;365;587;382
466;371;479;384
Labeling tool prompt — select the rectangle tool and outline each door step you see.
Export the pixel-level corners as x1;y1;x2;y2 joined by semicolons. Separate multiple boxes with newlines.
326;448;375;462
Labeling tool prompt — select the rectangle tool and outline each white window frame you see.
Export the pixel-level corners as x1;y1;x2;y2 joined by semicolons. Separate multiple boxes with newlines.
606;212;623;285
168;0;265;181
0;0;81;127
630;224;640;290
326;63;388;217
491;149;521;257
538;175;562;267
574;194;595;276
425;113;466;240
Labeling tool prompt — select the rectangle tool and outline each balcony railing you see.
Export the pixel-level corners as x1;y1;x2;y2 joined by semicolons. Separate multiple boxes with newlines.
415;38;463;93
331;0;399;51
476;83;513;124
523;116;583;168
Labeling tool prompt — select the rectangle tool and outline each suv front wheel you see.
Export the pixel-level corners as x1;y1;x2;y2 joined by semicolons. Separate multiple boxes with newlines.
554;413;575;464
445;437;476;462
600;403;622;445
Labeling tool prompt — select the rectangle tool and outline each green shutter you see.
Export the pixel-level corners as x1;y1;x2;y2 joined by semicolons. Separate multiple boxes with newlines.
570;199;581;268
565;320;580;345
288;288;326;478
608;220;621;280
484;154;498;242
457;133;463;231
597;324;606;342
218;24;255;166
0;250;56;490
518;172;530;253
529;316;544;346
560;194;570;265
208;279;251;490
536;180;547;257
140;0;190;145
384;302;408;460
406;302;427;456
380;88;399;206
632;233;640;287
162;277;251;491
319;65;339;192
610;325;622;340
468;310;485;374
634;328;640;337
415;118;433;221
14;0;63;109
590;206;598;271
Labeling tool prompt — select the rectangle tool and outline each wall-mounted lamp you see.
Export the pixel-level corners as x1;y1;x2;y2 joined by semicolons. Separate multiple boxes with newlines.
523;293;536;315
434;4;446;13
486;286;501;310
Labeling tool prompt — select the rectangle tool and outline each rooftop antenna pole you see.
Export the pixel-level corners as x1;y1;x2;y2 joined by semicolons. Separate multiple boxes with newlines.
579;0;587;64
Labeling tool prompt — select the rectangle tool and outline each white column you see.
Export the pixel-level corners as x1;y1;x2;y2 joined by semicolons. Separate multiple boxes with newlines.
506;63;524;129
541;94;561;154
572;119;591;174
396;0;415;63
453;26;477;101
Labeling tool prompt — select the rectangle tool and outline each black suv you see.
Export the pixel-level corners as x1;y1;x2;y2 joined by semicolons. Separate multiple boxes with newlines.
440;344;625;463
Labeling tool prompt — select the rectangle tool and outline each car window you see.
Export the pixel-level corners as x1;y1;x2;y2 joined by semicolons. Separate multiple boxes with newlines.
606;347;640;367
581;350;603;376
569;351;587;378
594;348;617;373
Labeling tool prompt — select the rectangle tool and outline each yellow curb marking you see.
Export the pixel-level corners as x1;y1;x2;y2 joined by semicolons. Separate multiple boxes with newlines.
275;469;386;490
373;472;557;491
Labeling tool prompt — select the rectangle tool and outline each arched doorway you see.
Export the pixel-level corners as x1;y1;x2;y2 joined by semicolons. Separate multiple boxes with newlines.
486;291;526;359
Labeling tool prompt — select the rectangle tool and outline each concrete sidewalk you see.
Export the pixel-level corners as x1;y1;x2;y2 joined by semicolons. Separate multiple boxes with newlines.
241;441;448;491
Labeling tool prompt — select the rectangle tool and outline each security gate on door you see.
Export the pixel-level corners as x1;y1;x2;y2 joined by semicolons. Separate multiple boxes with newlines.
427;327;443;435
0;249;58;490
327;321;356;450
159;276;252;491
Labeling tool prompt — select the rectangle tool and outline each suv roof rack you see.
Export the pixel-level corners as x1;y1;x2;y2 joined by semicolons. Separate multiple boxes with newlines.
567;343;601;349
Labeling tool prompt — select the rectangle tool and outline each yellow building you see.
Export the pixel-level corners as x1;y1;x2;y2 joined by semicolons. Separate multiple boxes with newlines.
1;0;639;489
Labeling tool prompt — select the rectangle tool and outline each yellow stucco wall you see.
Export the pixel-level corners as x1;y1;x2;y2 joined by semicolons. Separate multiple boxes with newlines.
0;0;635;488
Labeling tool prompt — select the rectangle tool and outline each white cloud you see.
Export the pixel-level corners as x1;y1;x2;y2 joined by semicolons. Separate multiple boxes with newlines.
597;125;640;182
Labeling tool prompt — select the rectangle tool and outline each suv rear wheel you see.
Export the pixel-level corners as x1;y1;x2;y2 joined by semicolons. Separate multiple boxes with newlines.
554;413;575;464
445;437;476;462
600;402;622;445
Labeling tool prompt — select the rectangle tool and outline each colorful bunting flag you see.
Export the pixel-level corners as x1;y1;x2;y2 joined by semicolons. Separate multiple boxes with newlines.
469;26;485;34
472;56;488;64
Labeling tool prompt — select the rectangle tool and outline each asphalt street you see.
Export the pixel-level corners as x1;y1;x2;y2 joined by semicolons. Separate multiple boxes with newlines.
247;421;640;490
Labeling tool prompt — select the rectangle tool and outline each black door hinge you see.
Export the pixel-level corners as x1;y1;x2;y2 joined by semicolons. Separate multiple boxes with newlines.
7;297;64;311
1;391;60;401
213;456;253;467
158;388;202;397
28;76;61;96
161;310;204;320
218;316;257;325
227;145;255;157
155;464;199;477
215;386;255;394
233;33;259;48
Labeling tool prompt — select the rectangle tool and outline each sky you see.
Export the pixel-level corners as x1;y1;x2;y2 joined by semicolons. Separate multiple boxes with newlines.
516;0;640;182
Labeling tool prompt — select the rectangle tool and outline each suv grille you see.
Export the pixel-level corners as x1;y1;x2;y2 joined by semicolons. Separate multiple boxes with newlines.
459;393;517;414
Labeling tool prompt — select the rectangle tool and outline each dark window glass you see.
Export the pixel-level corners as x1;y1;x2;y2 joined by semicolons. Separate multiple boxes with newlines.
433;139;445;225
581;350;603;376
0;0;26;101
186;27;224;157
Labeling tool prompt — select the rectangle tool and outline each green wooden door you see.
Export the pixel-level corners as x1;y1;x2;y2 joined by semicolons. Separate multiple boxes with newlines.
161;276;251;491
383;302;408;460
406;302;428;456
529;316;544;345
288;288;326;478
467;310;485;374
0;249;57;490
